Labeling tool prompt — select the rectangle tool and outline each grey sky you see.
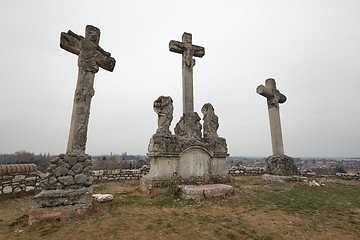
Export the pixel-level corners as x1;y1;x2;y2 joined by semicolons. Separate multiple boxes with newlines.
0;0;359;157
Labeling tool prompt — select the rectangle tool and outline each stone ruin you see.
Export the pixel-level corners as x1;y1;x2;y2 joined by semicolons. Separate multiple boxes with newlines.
29;25;116;224
257;78;299;176
141;33;231;196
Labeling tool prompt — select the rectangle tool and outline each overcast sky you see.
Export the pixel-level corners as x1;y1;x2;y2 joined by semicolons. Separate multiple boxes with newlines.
0;0;359;157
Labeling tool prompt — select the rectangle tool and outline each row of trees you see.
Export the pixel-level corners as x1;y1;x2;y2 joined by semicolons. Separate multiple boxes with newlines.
0;151;51;172
92;154;148;170
0;151;149;172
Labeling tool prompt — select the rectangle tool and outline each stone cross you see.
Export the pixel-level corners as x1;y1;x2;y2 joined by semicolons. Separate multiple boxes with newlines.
256;78;287;155
60;25;116;154
169;32;205;114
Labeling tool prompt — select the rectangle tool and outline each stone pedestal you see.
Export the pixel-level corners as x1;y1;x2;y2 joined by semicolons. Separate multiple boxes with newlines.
140;134;229;196
29;153;93;224
264;155;299;176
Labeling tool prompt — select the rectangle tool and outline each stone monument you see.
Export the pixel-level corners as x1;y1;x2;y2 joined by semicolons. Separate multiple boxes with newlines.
256;78;299;176
141;33;229;196
29;25;116;224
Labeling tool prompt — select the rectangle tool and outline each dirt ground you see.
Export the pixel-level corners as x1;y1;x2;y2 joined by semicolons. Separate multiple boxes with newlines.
0;177;359;240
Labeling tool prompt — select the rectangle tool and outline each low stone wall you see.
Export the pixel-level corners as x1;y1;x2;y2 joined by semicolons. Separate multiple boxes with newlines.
0;164;42;194
92;167;150;181
1;164;358;196
93;166;265;180
334;173;360;180
228;167;265;176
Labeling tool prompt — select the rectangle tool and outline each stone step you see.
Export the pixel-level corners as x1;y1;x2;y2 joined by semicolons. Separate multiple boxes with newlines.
179;184;233;201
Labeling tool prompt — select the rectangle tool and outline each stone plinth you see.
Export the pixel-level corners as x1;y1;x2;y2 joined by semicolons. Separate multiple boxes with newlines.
264;155;299;176
179;184;234;201
29;153;93;224
141;133;229;196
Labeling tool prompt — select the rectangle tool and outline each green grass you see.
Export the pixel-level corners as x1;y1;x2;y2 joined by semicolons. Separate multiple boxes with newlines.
1;177;359;240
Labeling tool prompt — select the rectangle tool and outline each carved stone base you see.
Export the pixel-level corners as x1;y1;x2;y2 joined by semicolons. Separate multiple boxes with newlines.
141;133;229;196
264;155;299;176
29;153;93;224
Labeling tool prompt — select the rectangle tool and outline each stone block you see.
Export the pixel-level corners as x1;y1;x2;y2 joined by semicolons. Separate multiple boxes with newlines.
26;186;35;192
3;186;12;194
92;194;113;203
13;175;25;182
74;174;87;184
179;184;234;201
53;165;69;177
25;176;37;182
58;176;75;186
29;203;91;225
72;163;83;174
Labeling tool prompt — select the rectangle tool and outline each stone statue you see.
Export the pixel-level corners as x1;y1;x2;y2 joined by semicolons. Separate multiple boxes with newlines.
201;103;219;138
174;112;202;138
153;96;173;135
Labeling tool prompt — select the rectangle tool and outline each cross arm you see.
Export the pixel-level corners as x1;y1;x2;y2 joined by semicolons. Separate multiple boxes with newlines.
256;85;273;98
169;41;205;58
95;50;116;72
193;45;205;58
169;40;184;54
60;31;116;72
60;31;82;55
256;85;286;103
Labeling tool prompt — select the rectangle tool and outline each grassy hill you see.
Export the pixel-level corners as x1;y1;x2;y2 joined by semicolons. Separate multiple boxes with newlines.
1;176;359;239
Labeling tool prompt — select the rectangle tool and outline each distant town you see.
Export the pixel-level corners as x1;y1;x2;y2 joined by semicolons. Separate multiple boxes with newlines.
1;151;359;175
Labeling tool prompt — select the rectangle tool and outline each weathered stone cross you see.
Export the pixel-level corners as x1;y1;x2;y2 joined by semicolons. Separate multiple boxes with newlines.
169;32;205;114
256;78;287;155
60;25;116;154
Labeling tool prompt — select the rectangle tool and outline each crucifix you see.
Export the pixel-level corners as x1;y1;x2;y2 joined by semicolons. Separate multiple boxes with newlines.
60;25;116;154
256;78;287;155
169;32;205;114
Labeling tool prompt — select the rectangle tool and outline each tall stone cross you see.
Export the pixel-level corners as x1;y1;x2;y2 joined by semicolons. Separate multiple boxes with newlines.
256;78;287;155
169;32;205;114
60;25;116;154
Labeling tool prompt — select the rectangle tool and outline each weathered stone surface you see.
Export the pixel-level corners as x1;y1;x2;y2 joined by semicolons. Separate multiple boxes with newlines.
261;173;304;183
201;103;219;138
264;155;299;176
58;176;74;186
72;163;83;174
257;78;287;156
53;165;68;177
175;112;202;138
92;194;113;203
148;133;227;157
32;153;93;223
3;186;12;193
154;96;173;135
32;187;92;208
179;184;233;200
0;164;37;175
169;32;204;114
29;203;91;225
74;174;87;184
60;25;116;154
142;33;228;196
